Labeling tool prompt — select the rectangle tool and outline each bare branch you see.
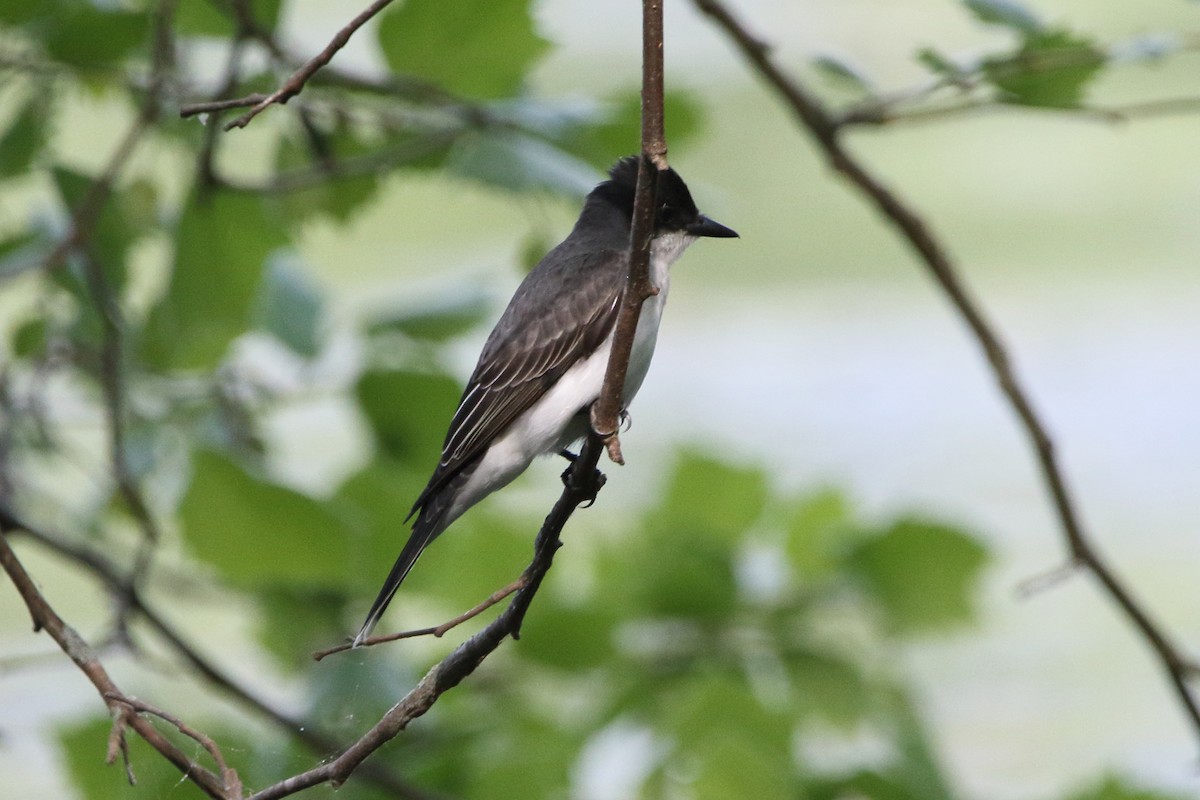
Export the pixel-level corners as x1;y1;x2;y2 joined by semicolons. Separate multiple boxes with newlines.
107;694;243;797
836;93;1200;128
0;529;231;799
2;510;436;800
694;0;1200;748
193;0;397;130
590;0;667;464
313;576;526;661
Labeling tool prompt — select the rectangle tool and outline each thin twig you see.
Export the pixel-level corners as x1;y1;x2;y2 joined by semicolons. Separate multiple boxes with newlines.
181;93;269;117
38;107;156;275
106;694;243;796
836;93;1200;128
313;576;527;661
211;0;396;130
694;0;1200;747
216;131;459;195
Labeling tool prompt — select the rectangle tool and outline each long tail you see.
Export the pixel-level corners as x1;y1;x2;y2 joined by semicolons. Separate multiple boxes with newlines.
352;465;475;646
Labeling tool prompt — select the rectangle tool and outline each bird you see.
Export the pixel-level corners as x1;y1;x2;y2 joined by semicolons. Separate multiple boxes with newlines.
354;156;737;645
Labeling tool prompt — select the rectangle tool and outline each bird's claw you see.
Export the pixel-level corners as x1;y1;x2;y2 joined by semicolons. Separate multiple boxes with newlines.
560;460;606;506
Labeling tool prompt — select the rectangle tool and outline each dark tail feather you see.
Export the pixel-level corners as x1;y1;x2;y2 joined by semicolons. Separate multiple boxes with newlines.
352;520;438;646
352;464;476;646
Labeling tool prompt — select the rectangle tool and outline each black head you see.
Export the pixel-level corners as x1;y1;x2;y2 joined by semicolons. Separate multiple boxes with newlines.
593;156;738;239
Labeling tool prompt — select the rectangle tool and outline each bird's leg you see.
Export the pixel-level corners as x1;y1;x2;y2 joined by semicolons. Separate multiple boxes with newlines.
560;449;606;506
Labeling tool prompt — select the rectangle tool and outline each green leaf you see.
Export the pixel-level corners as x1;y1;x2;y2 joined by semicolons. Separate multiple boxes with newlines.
179;450;351;588
377;0;550;99
664;672;792;752
50;166;134;276
403;506;533;608
656;451;769;543
963;0;1042;34
784;489;854;580
844;518;989;634
49;167;135;345
0;0;45;24
0;97;50;178
257;585;348;670
41;6;149;69
448;131;597;196
690;734;794;800
253;254;324;356
606;452;767;620
563;90;703;171
12;317;47;357
517;603;617;670
465;716;581;800
356;367;462;465
331;455;432;593
984;30;1105;108
143;191;287;370
612;529;738;620
175;0;282;37
806;770;928;800
270;119;385;226
656;673;795;799
368;288;490;342
787;649;870;725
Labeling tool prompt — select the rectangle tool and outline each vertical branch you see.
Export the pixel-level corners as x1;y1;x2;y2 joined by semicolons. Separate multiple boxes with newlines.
590;0;666;465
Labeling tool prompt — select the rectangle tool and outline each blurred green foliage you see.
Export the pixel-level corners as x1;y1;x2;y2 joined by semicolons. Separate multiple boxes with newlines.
0;0;1190;798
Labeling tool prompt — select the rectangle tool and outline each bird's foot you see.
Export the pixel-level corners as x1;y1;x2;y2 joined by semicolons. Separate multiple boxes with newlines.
561;459;606;507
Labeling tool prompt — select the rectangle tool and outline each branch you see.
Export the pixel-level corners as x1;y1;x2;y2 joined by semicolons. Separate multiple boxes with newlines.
314;576;525;660
2;510;435;800
106;695;242;797
0;528;233;799
180;0;397;130
836;93;1200;128
694;0;1200;747
248;434;607;799
36;0;175;275
590;0;667;465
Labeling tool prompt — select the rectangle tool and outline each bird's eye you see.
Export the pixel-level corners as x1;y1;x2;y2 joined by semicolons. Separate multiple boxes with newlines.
659;204;682;227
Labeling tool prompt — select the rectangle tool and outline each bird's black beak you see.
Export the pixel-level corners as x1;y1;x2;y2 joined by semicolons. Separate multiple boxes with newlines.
688;215;739;239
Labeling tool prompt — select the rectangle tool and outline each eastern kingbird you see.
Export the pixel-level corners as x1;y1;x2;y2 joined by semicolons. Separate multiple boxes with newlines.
354;156;737;645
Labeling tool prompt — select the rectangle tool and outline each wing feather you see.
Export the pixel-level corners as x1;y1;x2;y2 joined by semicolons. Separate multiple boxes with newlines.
410;247;626;517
